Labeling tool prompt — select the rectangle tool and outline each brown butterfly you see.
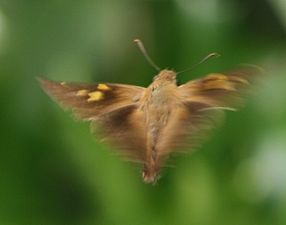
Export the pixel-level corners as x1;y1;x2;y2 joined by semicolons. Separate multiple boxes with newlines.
39;39;261;184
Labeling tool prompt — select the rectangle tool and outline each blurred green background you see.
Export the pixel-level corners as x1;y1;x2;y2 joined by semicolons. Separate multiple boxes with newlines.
1;0;286;225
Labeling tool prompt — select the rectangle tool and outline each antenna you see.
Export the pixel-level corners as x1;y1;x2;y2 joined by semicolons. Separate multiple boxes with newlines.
177;52;220;74
134;38;161;72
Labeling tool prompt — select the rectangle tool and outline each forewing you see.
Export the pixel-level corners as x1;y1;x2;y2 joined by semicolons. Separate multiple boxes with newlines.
179;65;262;110
38;78;145;120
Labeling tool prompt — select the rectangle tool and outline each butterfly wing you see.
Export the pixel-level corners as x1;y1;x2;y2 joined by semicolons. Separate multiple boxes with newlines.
39;78;145;120
179;65;262;110
156;66;262;161
39;78;147;161
156;101;224;163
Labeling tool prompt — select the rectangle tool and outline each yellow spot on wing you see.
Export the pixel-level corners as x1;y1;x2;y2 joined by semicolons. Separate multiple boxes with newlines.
87;91;104;102
97;83;111;91
76;89;88;96
60;82;66;85
207;73;249;84
206;73;227;80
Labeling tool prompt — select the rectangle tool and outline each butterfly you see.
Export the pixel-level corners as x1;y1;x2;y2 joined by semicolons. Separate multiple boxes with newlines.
39;39;261;184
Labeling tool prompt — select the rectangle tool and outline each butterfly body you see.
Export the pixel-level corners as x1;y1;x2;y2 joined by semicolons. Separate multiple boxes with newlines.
140;70;180;183
39;65;260;184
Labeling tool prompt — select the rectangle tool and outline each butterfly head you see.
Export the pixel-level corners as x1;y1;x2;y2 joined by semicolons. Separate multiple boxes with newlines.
152;69;177;85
